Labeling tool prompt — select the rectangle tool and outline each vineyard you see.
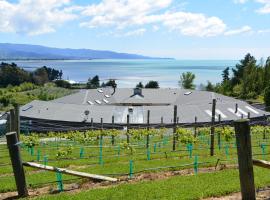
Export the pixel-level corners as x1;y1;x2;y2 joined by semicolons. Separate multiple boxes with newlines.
1;125;270;199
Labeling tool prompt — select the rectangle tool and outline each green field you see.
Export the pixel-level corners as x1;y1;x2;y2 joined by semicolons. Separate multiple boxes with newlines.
0;83;75;111
0;126;270;199
34;167;270;200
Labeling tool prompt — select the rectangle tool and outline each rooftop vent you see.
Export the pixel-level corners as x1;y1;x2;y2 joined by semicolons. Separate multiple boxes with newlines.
184;91;192;96
128;106;134;113
132;88;144;97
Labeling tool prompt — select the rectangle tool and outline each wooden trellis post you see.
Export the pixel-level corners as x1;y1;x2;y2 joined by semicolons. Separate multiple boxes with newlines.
100;118;103;140
111;116;115;145
234;119;255;200
10;109;15;132
14;104;20;140
194;116;197;137
146;110;150;148
210;99;216;156
6;132;28;197
173;105;177;151
218;114;221;149
127;114;130;144
91;118;93;129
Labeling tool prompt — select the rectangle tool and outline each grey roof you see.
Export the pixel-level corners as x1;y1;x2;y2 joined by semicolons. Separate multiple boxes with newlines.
20;88;270;125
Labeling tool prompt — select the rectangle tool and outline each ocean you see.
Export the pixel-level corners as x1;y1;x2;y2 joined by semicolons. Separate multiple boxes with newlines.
5;59;238;88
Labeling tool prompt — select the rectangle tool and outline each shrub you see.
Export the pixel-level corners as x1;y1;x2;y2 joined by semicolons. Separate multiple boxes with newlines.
54;80;71;89
264;86;270;111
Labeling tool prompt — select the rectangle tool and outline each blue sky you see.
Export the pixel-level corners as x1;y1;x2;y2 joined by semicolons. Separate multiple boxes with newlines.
0;0;270;59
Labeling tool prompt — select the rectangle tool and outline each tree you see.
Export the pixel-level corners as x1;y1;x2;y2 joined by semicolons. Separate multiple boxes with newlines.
86;75;100;89
136;82;144;88
264;86;270;111
103;79;117;88
0;63;30;87
231;53;256;86
264;57;270;88
179;72;196;89
222;67;230;83
43;66;63;81
145;81;159;88
205;81;215;91
32;67;49;85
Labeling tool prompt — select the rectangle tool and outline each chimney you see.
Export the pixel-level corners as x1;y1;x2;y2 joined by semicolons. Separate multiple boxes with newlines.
133;87;143;97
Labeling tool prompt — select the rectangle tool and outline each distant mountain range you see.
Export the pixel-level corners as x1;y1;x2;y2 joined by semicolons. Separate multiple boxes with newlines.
0;43;172;60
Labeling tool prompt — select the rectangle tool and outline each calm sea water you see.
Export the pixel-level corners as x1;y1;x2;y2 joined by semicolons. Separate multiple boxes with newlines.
6;59;238;88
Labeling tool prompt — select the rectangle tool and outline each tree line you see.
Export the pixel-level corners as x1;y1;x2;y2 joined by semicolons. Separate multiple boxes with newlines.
179;53;270;110
86;76;160;89
0;62;63;87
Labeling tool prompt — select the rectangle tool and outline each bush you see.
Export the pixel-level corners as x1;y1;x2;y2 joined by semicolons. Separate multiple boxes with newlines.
54;80;71;89
265;86;270;111
145;81;159;88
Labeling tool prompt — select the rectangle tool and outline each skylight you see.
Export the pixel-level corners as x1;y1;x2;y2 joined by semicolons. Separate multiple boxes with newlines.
22;105;33;111
87;101;94;105
103;99;109;104
95;100;102;104
228;108;241;117
245;106;259;114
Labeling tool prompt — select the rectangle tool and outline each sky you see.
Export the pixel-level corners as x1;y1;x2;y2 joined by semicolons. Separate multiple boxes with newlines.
0;0;270;59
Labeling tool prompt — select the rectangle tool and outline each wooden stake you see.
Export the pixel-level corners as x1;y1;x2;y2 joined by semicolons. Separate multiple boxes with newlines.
91;118;93;129
234;119;255;200
210;99;216;156
127;114;130;144
14;104;20;140
194;116;197;137
10;109;15;132
253;159;270;169
146;110;150;148
23;162;117;182
100;118;103;141
6;132;28;197
173;105;177;151
112;116;115;145
218;114;221;149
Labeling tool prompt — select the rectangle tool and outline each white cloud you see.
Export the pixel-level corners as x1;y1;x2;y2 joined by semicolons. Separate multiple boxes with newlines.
258;29;270;34
161;12;226;37
224;25;252;36
233;0;248;4
0;0;77;35
256;0;270;14
123;28;146;36
80;0;172;28
80;0;227;37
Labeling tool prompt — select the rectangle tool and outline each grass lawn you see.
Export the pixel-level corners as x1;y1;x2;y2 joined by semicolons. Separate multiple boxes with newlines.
33;167;270;200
